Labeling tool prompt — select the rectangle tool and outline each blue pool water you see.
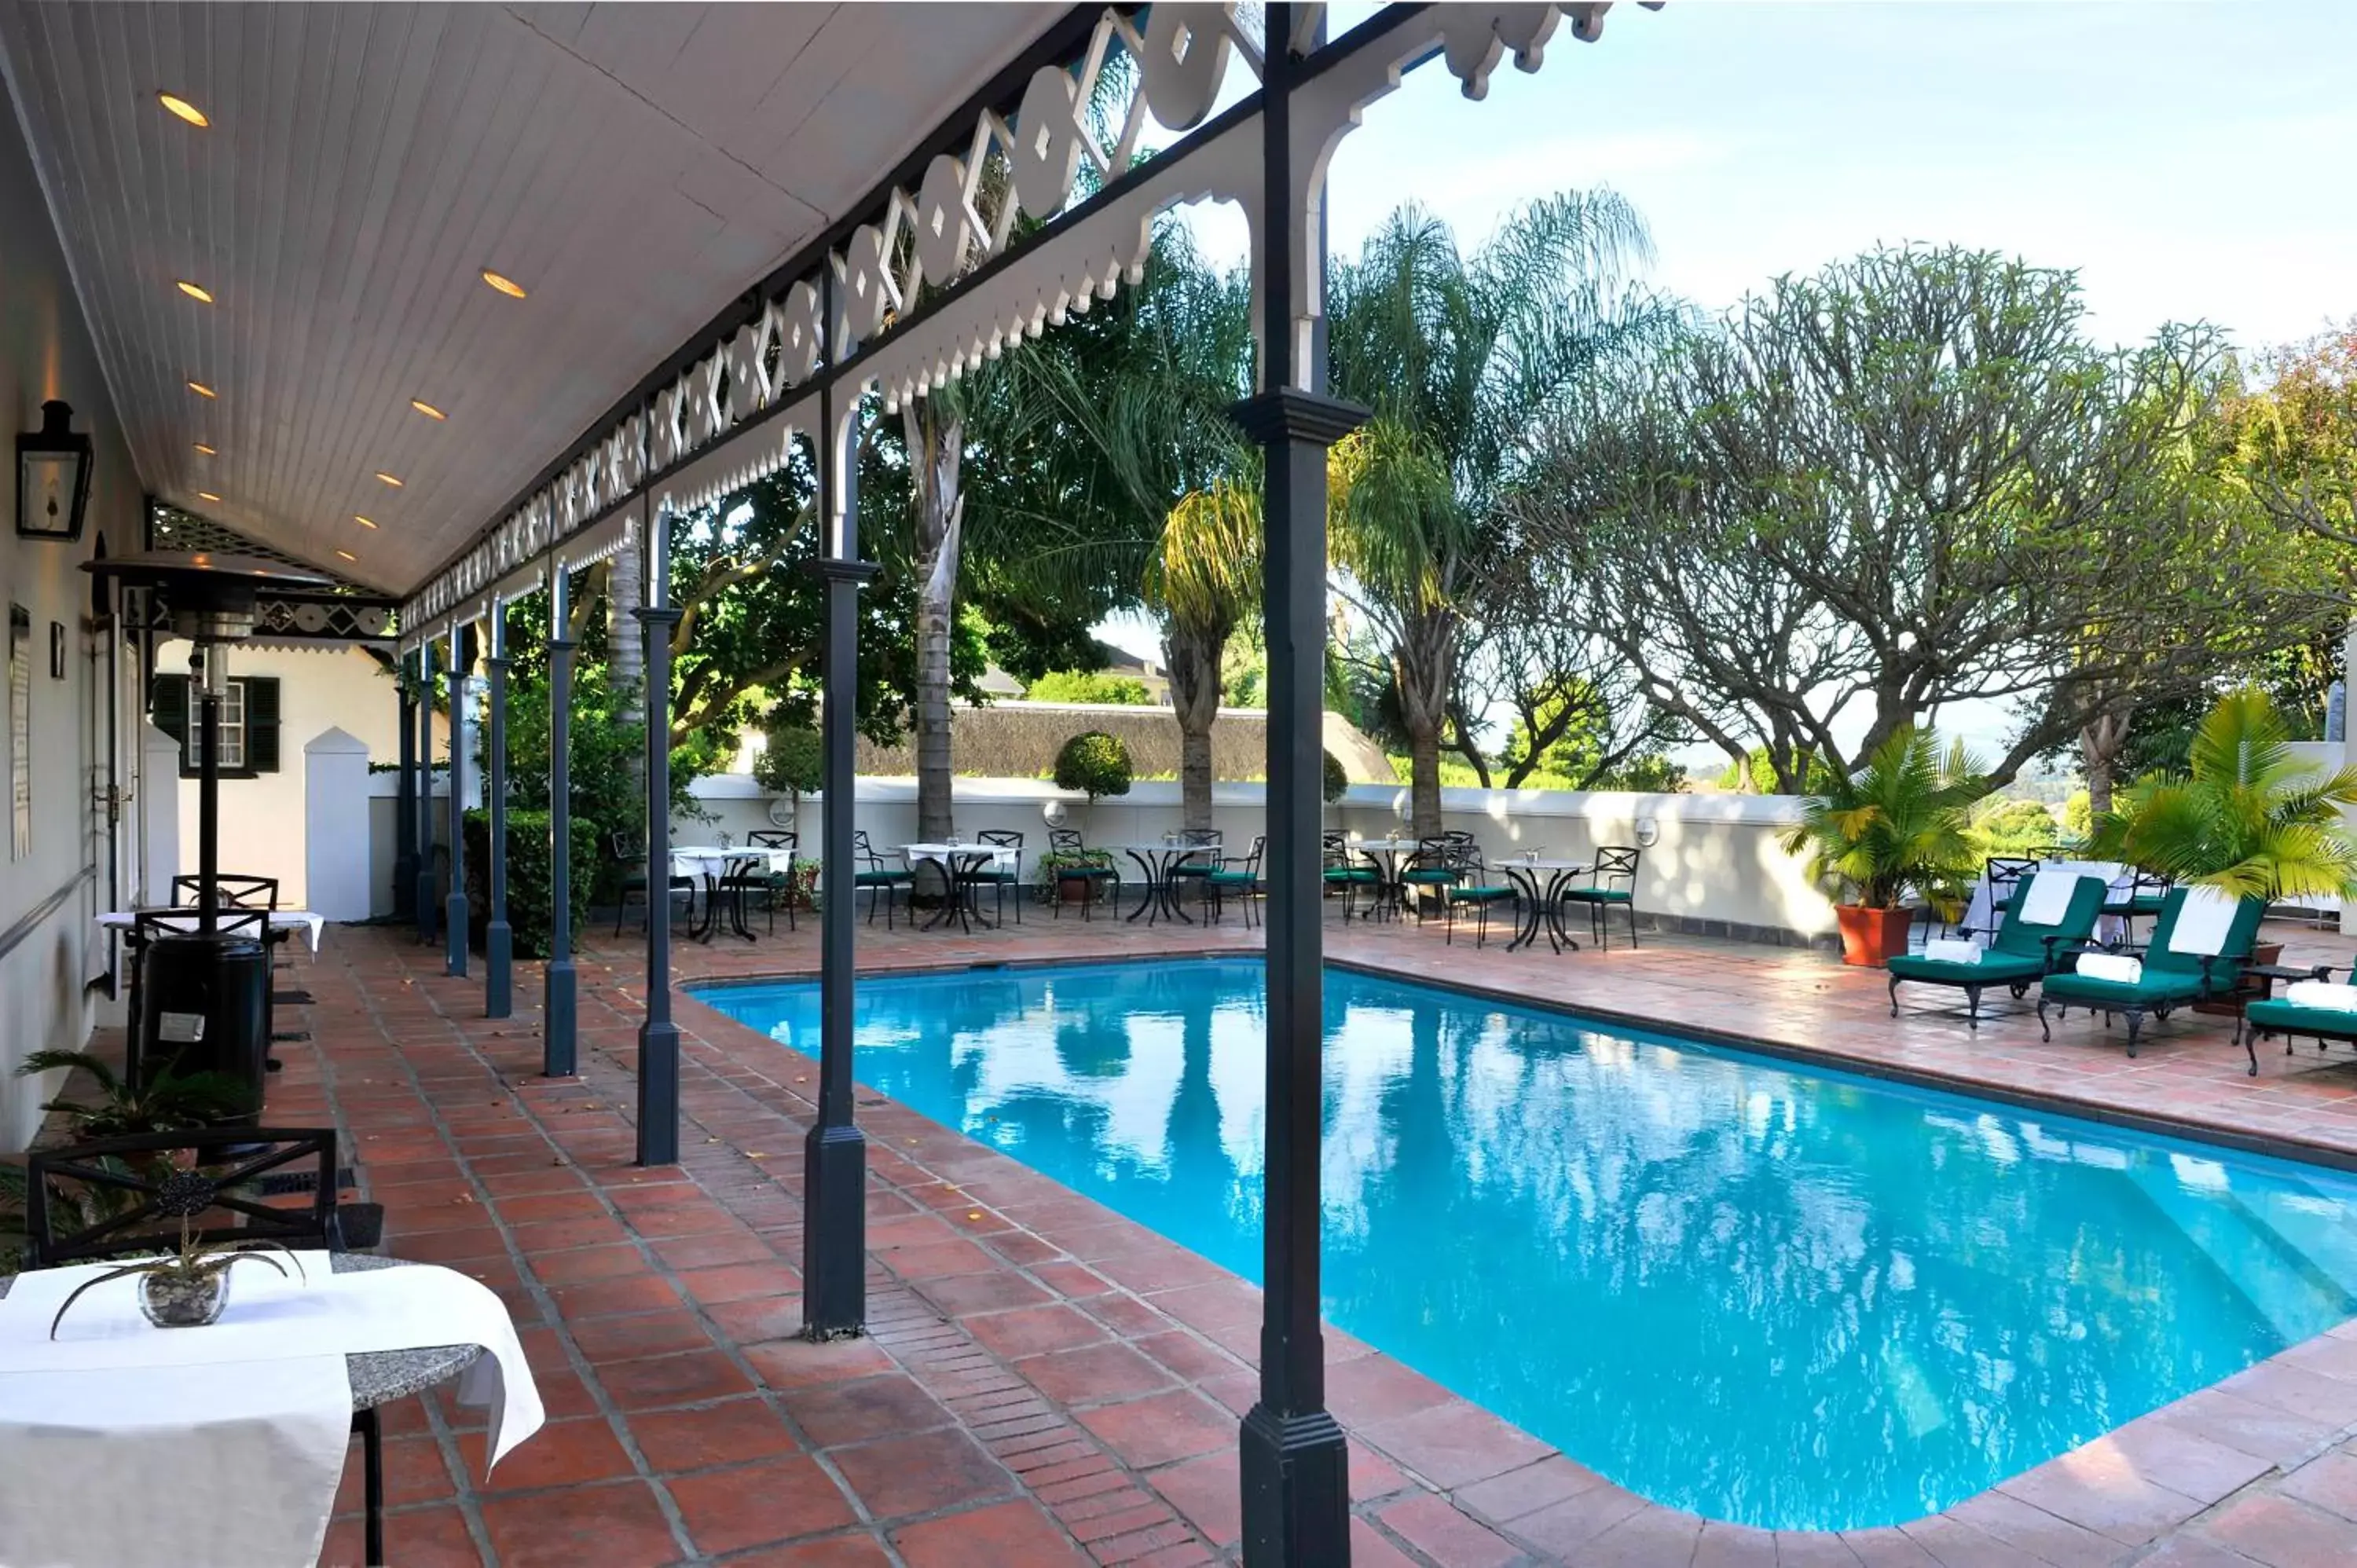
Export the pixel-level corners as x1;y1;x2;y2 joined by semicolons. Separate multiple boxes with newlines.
697;958;2357;1530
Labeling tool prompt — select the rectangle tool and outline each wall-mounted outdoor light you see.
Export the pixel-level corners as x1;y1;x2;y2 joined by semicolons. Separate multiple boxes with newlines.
16;400;94;543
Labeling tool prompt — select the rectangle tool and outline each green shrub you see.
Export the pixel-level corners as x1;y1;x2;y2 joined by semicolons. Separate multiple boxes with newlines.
1054;731;1134;801
1028;669;1153;705
753;723;824;805
464;809;599;958
1323;749;1348;803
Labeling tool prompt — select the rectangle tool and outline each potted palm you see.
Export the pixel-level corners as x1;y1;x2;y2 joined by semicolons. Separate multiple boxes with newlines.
2088;690;2357;1004
1780;727;1988;966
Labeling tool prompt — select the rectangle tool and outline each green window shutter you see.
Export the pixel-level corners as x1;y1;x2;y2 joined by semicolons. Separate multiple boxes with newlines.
152;674;191;774
244;676;282;773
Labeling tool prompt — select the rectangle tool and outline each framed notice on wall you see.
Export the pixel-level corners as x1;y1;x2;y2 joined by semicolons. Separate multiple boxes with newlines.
8;605;29;860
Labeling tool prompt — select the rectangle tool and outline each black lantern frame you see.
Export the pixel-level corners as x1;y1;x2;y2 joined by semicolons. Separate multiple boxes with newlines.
16;399;94;544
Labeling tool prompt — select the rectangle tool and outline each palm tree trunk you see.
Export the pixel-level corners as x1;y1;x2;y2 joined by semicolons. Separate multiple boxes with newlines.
1164;620;1226;833
1395;611;1456;837
904;404;965;846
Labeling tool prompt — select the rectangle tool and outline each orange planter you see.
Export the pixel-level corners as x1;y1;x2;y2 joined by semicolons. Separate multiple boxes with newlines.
1835;904;1914;967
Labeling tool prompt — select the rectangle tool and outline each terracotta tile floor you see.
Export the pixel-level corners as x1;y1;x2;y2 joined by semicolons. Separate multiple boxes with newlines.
240;899;2357;1566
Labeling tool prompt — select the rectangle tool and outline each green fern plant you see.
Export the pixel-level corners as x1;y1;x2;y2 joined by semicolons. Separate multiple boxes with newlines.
16;1050;256;1142
1778;727;1989;910
2088;689;2357;901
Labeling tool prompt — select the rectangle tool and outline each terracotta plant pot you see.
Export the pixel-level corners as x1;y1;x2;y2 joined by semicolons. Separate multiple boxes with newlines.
1835;904;1914;968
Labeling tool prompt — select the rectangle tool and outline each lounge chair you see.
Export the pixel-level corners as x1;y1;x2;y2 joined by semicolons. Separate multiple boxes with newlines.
2238;969;2351;1076
1884;869;2107;1027
2035;886;2267;1064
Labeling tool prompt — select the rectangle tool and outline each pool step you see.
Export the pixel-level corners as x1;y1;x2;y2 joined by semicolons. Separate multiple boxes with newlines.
2123;1163;2350;1344
2225;1177;2357;1306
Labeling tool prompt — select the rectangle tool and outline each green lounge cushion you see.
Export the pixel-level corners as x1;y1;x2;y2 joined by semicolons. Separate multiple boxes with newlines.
2245;998;2357;1038
1885;952;2045;987
2040;969;2208;1009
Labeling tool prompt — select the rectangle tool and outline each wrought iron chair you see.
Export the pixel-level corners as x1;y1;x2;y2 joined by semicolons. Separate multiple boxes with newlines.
1168;828;1222;902
25;1128;398;1564
2104;867;2174;951
852;830;913;929
970;830;1026;923
1560;845;1642;949
170;873;280;910
1320;831;1379;918
1046;827;1120;920
720;830;797;935
1398;836;1461;925
1201;835;1267;927
611;830;696;936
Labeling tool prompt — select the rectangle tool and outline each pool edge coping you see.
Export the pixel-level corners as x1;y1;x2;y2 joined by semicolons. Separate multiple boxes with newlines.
669;948;2357;1559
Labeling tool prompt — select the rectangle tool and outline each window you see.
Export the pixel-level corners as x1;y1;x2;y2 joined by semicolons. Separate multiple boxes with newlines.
152;673;279;778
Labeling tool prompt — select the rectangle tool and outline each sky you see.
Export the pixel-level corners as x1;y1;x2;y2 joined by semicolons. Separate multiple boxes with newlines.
1098;0;2357;759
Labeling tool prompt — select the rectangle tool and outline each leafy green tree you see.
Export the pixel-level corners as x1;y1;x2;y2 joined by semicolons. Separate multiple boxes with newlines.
1326;192;1676;833
1966;797;2061;861
1025;669;1153;705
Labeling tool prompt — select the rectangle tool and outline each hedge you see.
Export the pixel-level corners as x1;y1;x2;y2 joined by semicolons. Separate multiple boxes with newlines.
463;809;600;959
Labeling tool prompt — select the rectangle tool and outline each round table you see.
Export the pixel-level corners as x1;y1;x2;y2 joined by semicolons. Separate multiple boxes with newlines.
672;846;797;943
1104;843;1217;925
1498;859;1593;952
900;844;1017;931
1349;839;1419;921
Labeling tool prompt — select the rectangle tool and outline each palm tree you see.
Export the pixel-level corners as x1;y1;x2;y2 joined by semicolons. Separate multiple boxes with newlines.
1778;728;1988;911
2088;689;2357;901
1326;192;1673;834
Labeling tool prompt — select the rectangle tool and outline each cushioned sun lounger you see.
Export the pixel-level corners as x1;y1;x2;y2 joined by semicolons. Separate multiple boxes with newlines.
2242;972;2355;1075
1884;870;2109;1028
2035;887;2266;1067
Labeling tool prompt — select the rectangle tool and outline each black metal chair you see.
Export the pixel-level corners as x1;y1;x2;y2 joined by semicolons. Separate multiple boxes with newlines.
611;830;696;936
26;1128;394;1564
1321;832;1379;918
1201;835;1267;927
1438;841;1517;948
2104;867;2173;951
720;830;797;935
1046;827;1120;919
170;873;280;910
971;829;1025;923
852;830;912;929
1398;837;1461;925
1560;845;1642;949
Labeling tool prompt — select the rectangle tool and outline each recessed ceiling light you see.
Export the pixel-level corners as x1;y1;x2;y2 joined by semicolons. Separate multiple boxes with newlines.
410;398;446;420
158;93;208;128
354;515;379;529
196;491;220;502
335;550;357;562
192;442;215;456
481;269;527;299
187;380;216;398
374;471;403;488
176;280;214;303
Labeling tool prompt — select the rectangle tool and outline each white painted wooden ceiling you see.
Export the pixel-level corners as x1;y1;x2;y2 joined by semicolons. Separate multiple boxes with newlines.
0;2;1063;593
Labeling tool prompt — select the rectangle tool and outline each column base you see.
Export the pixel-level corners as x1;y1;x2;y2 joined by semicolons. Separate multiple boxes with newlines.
485;920;511;1017
543;957;577;1076
416;872;438;944
1238;1403;1351;1566
444;894;470;976
801;1120;867;1338
636;1017;680;1167
392;852;417;925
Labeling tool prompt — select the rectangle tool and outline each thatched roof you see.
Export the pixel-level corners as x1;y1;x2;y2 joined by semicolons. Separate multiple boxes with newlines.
853;702;1392;783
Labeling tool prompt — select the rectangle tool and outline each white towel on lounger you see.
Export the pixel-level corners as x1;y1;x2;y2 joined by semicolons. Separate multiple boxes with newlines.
2073;952;2143;984
2018;870;2078;928
2285;980;2357;1013
1923;939;1982;965
2166;885;2238;958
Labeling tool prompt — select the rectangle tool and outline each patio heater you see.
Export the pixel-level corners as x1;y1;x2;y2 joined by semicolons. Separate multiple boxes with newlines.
84;551;328;1097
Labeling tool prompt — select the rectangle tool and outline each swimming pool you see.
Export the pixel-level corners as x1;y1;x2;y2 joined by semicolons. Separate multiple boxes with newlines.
697;958;2357;1530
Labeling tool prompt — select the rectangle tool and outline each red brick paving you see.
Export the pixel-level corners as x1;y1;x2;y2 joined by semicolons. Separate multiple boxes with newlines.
229;904;2357;1565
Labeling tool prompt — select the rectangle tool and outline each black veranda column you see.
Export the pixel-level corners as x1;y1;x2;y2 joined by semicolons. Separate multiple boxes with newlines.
1233;9;1363;1561
544;565;578;1077
394;660;418;925
484;596;512;1018
804;370;875;1339
415;638;438;943
194;647;222;932
636;508;683;1167
445;624;471;977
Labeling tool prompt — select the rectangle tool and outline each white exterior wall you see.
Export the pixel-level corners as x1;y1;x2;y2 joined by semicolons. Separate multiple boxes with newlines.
152;639;419;908
0;70;147;1148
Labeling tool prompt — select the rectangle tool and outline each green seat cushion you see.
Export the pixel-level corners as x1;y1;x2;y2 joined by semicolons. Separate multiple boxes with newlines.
1206;870;1259;886
1401;869;1457;885
1885;953;2045;986
1054;865;1116;878
2245;998;2357;1038
2040;970;2207;1009
853;870;909;885
1453;885;1515;902
1324;866;1379;883
1560;887;1633;903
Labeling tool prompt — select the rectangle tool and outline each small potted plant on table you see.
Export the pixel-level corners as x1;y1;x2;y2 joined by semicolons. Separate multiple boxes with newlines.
1781;727;1987;966
48;1171;305;1335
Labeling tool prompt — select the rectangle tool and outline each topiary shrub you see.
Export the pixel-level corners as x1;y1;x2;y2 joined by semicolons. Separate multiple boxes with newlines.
1054;731;1134;803
464;810;599;958
1323;749;1348;804
753;723;824;814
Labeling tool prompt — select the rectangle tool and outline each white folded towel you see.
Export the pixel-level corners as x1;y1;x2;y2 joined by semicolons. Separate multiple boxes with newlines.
2018;870;2078;928
2074;952;2143;984
2166;885;2238;958
2285;980;2357;1013
1923;939;1983;964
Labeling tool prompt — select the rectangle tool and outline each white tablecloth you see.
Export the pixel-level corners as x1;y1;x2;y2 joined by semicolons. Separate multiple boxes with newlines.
672;845;797;879
97;910;326;953
0;1254;541;1568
